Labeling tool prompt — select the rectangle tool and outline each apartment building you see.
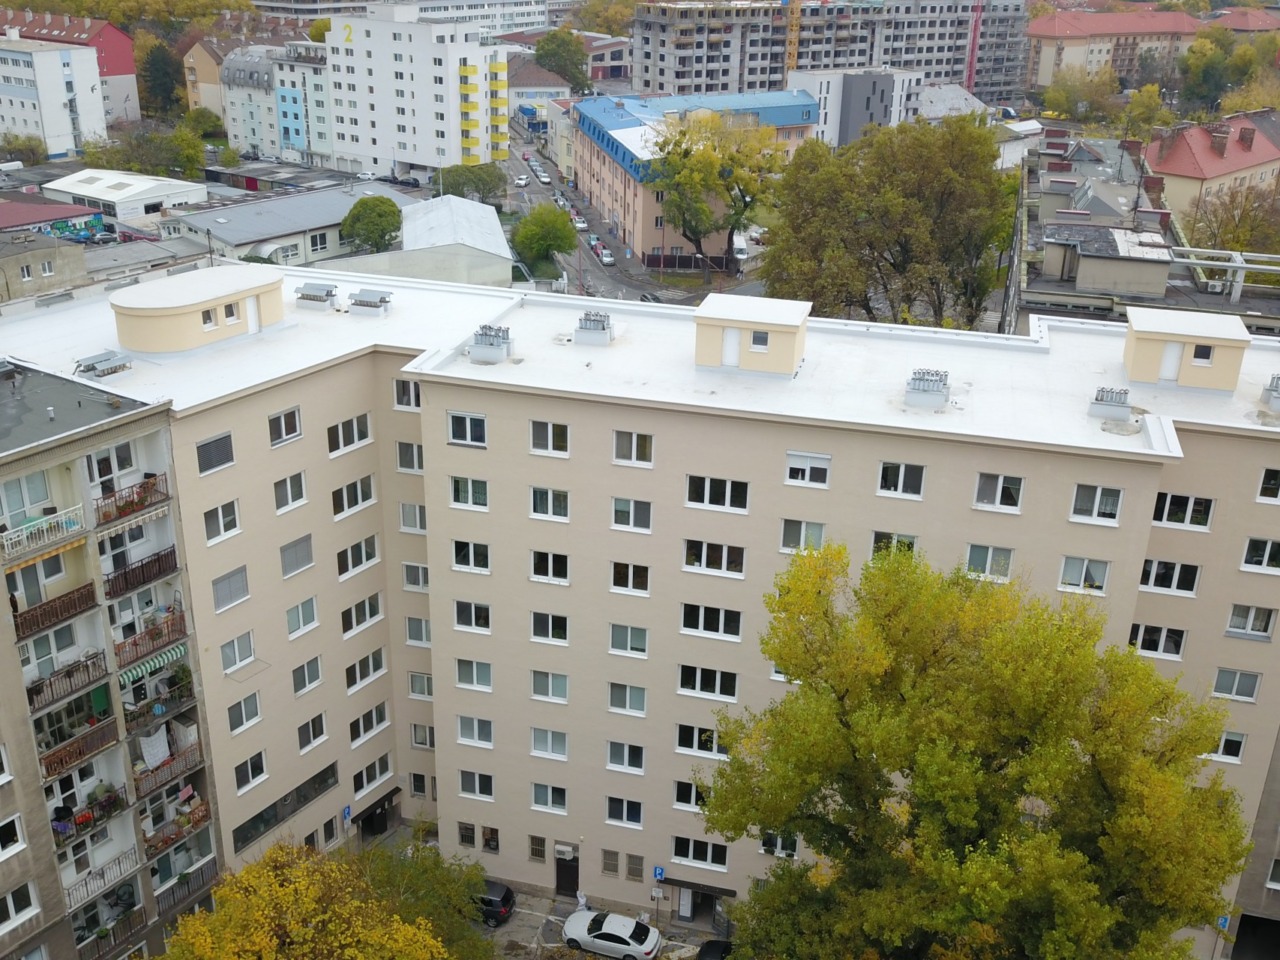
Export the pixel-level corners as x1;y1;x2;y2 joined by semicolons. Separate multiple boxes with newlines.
0;32;105;158
1025;10;1199;91
184;40;232;119
0;361;219;960
410;0;549;42
222;45;285;159
786;66;924;144
632;0;1028;108
1143;119;1280;220
325;5;512;177
273;40;333;166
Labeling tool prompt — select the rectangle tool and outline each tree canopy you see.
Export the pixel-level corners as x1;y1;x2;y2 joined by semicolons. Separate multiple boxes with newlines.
162;843;447;960
83;126;205;178
703;544;1251;960
341;195;403;253
139;42;185;117
535;27;591;95
512;202;577;264
51;0;250;28
1120;84;1176;139
1043;65;1120;121
181;106;224;137
309;18;331;43
440;163;507;205
574;0;636;37
0;132;46;166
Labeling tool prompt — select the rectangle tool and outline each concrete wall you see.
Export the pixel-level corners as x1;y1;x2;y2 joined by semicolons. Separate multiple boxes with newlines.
322;244;512;287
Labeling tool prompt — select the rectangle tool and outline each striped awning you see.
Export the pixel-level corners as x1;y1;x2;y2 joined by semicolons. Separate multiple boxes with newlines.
3;536;87;574
118;642;186;686
95;505;169;542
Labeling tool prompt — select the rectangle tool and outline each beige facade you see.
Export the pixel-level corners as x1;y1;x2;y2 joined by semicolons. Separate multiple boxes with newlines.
184;40;228;120
0;235;86;304
1025;12;1198;91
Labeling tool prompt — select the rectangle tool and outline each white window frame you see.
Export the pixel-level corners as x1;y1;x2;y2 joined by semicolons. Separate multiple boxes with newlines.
337;535;378;579
293;656;322;696
453;540;490;574
677;723;728;758
275;471;306;513
286;597;318;639
280;534;314;579
610;623;647;656
672;836;728;871
532;670;568;702
204;500;240;544
611;497;652;532
967;544;1012;581
393;378;421;410
613;430;653;466
608;682;646;716
607;797;643;828
1070;483;1122;524
455;601;491;633
457;659;493;691
234;751;268;794
679;665;738;701
1259;468;1280;503
532;727;568;759
530;420;569;456
220;631;254;673
674;780;705;811
458;716;494;747
973;472;1022;512
0;814;27;863
341;593;382;636
332;475;375;518
396;441;424;473
327;413;371;456
1129;623;1185;660
399;502;427;533
450;476;488;511
531;486;569;521
403;563;429;592
878;461;924;498
1227;604;1275;641
681;604;741;640
1152;492;1212;530
1243;538;1280;573
531;783;567;814
1140;559;1200;595
607;740;645;773
531;550;570;584
1060;556;1109;594
411;723;435;749
686;475;749;512
406;616;431;647
1206;731;1245;763
785;451;830;487
354;754;392;799
408;671;433;700
611;562;649;595
196;433;234;475
298;713;327;753
345;648;386;692
212;566;250;612
448;411;487;447
350;702;389;746
780;519;824;553
268;407;302;447
1213;668;1260;702
228;692;261;735
532;611;568;645
683;539;745;577
459;770;494;799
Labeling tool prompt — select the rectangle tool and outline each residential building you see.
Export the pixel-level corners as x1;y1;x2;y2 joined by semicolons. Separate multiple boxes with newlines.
917;82;991;124
0;232;85;300
496;27;631;82
0;8;137;122
325;5;511;177
631;0;1028;108
546;0;587;26
786;67;923;145
1143;118;1280;220
169;183;417;264
250;0;369;16
1025;10;1199;91
222;45;284;160
0;32;106;158
1208;7;1280;36
508;54;571;140
572;92;818;259
272;40;333;166
545;97;578;182
41;170;208;223
184;39;234;119
0;196;102;237
398;0;548;42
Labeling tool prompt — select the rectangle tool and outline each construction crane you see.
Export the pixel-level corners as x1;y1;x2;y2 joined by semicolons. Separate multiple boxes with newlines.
782;0;802;79
964;0;983;93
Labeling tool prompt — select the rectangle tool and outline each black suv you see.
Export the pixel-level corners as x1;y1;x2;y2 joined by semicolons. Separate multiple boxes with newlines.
478;880;516;928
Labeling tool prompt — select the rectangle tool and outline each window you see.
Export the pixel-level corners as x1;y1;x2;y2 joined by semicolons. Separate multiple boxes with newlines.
327;413;371;454
530;836;547;862
286;598;317;638
280;535;313;578
1128;623;1184;659
310;233;328;254
682;604;741;639
1072;484;1121;522
673;836;727;869
197;433;234;474
678;724;728;757
607;797;643;826
684;540;745;576
532;670;568;701
679;665;738;700
532;783;567;813
781;519;824;552
40;260;52;277
686;475;748;511
1152;493;1212;529
350;703;389;744
354;754;391;797
1060;556;1108;593
453;541;490;573
407;616;431;647
1228;604;1274;640
607;741;644;772
1140;559;1200;594
614;430;653;465
532;612;568;644
974;473;1022;510
394;379;421;409
458;659;493;690
397;442;424;473
1244;539;1280;572
409;672;433;700
460;771;494;799
235;751;267;792
228;693;260;734
1208;731;1245;762
455;601;491;632
400;502;427;532
1192;343;1213;364
298;714;326;751
531;487;569;520
341;594;382;635
403;563;429;592
532;551;569;583
1214;668;1260;702
532;728;567;758
459;821;477;845
750;329;769;350
292;656;321;695
332;475;374;516
345;648;385;691
612;497;651;531
1260;468;1280;501
612;562;649;593
412;723;435;749
608;682;646;715
221;632;254;672
0;882;37;931
602;848;619;875
411;774;428;798
0;746;9;786
879;461;924;497
451;477;488;509
275;471;306;511
761;832;798;857
337;535;378;578
269;408;301;446
458;716;493;746
967;545;1012;581
674;780;706;810
786;451;830;486
0;815;25;861
610;623;647;656
449;412;487;446
531;420;569;455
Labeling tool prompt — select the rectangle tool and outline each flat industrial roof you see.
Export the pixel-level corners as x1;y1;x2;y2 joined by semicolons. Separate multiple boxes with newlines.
1127;306;1253;342
0;362;152;458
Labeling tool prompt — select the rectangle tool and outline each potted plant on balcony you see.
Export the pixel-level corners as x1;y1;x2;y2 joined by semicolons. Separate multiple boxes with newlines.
169;663;193;698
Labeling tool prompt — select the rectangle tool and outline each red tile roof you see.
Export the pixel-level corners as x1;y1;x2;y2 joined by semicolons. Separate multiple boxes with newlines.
1028;10;1201;38
0;200;98;230
1144;120;1280;181
1209;8;1280;32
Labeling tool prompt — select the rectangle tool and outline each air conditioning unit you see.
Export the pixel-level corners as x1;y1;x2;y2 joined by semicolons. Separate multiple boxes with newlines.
554;844;576;860
1207;281;1224;294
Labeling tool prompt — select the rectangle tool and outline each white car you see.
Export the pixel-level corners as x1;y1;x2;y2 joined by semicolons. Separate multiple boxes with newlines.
537;172;552;185
514;174;530;187
598;248;616;266
563;911;662;960
355;171;376;181
572;216;588;231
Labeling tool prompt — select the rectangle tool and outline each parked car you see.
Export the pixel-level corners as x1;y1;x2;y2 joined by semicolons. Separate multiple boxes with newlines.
356;171;377;181
514;174;530;187
572;216;588;231
563;911;662;960
697;942;733;960
639;292;662;303
257;155;280;164
521;151;531;161
239;150;258;161
527;155;540;167
554;197;569;210
476;880;516;928
87;232;119;245
400;176;421;188
587;233;600;248
376;174;399;183
598;247;616;266
537;172;552;185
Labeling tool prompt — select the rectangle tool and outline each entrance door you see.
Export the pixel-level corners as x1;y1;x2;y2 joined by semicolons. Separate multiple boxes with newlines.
677;887;694;922
721;327;740;367
245;294;261;334
7;564;42;608
554;847;580;897
360;806;387;841
1159;341;1183;380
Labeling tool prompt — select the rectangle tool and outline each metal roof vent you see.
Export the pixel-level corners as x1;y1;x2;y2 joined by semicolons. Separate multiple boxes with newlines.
73;351;132;378
470;324;512;364
295;282;337;310
1261;373;1280;413
1089;386;1131;419
905;368;949;409
348;288;392;316
576;309;614;346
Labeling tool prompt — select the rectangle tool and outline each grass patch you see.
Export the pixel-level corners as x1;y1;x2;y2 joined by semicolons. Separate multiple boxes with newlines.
529;258;563;280
203;136;229;148
656;272;711;290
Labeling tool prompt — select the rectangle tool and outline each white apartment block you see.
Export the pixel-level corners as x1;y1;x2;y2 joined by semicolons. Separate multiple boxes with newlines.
412;0;549;42
4;262;1280;957
786;66;923;144
274;40;333;167
222;46;283;159
326;5;512;176
0;31;105;158
252;0;369;16
632;0;1028;107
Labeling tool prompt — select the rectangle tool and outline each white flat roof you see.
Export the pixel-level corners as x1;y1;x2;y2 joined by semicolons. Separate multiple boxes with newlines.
109;263;281;310
696;292;811;328
1127;306;1253;342
43;169;206;204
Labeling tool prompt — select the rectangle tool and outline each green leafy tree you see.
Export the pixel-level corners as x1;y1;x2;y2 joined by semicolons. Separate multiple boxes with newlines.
341;195;403;253
1121;84;1176;138
535;26;591;95
703;544;1251;960
82;126;205;177
1186;182;1280;252
218;145;241;167
181;106;224;137
309;17;331;43
512;202;576;264
1044;65;1120;120
1223;71;1280;112
439;163;508;205
0;132;46;166
140;43;185;117
574;0;636;36
1180;35;1232;107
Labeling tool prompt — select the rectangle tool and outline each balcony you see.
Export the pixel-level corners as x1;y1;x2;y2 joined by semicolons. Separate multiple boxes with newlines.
459;63;478;76
491;130;510;143
75;905;146;960
51;784;129;849
489;60;506;73
15;582;97;640
156;857;218;915
1;503;86;562
40;717;119;780
94;474;169;527
134;742;203;798
125;683;194;737
103;545;178;600
460;117;480;131
489;78;508;90
462;155;481;166
144;801;211;860
65;846;140;911
115;607;187;669
492;148;510;160
28;650;109;714
459;82;479;94
489;96;508;108
461;136;481;148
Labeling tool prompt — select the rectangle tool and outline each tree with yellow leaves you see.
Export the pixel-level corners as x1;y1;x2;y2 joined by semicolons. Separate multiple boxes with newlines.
161;843;449;960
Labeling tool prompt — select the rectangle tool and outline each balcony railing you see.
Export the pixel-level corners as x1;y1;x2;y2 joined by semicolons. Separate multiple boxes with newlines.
104;546;178;600
115;608;187;668
15;582;97;639
1;504;86;561
125;685;194;737
40;718;119;781
65;846;140;911
144;801;211;859
28;650;109;714
134;742;202;798
51;784;129;849
156;857;218;915
94;474;169;526
75;905;146;960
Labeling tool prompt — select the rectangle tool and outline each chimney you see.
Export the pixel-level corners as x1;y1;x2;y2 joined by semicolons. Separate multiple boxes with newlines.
62;13;68;25
1211;131;1228;157
4;25;16;39
1150;125;1168;141
84;16;89;28
24;8;31;22
1239;127;1255;149
42;11;48;23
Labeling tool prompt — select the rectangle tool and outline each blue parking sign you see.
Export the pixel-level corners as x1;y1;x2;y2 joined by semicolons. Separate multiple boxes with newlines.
653;866;665;881
1217;915;1229;931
